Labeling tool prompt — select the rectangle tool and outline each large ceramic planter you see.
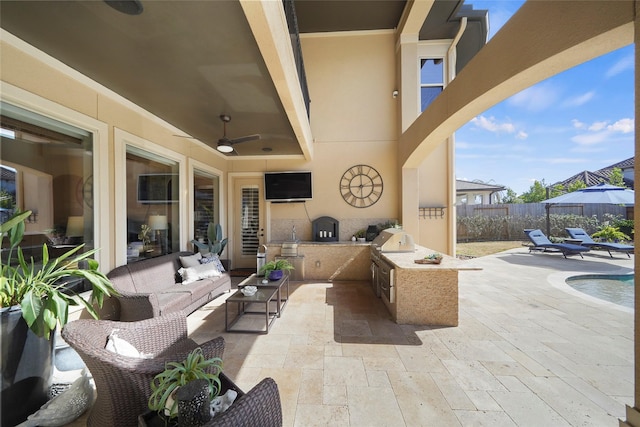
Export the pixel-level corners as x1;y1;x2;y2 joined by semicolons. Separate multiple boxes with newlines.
1;305;54;426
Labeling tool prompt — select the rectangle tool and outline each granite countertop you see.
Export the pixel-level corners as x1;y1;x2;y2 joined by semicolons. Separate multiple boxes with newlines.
380;245;481;271
266;241;371;246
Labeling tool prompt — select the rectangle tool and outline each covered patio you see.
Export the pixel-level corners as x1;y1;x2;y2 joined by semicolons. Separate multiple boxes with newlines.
175;247;633;426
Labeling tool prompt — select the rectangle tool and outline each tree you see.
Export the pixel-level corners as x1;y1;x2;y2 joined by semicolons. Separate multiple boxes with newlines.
549;184;564;198
567;180;587;192
520;180;549;203
608;167;625;187
499;188;522;204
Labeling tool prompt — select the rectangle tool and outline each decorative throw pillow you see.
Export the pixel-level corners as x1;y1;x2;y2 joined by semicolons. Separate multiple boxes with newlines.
202;253;225;272
105;330;152;358
178;262;221;285
200;256;215;265
179;252;202;268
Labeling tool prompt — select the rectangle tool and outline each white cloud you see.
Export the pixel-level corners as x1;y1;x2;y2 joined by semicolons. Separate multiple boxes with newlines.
508;84;558;112
605;54;634;78
546;157;588;164
515;131;528;140
608;118;634;133
572;131;610;146
588;121;608;131
562;91;595;108
571;119;585;129
570;118;634;146
470;115;515;133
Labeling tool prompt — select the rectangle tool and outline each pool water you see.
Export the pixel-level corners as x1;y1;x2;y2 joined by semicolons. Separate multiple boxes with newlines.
565;274;634;308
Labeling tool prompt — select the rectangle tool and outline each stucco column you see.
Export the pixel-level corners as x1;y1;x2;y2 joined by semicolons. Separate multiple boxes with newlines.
401;168;420;241
627;4;640;427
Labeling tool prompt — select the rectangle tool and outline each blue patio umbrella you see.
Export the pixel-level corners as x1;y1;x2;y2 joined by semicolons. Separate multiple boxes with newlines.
541;183;635;236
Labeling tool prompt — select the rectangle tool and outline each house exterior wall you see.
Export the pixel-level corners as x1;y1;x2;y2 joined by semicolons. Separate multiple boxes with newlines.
0;36;230;269
0;28;403;267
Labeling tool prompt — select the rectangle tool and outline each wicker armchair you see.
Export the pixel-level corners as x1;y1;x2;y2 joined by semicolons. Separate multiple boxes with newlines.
61;311;225;427
205;376;282;426
138;374;283;427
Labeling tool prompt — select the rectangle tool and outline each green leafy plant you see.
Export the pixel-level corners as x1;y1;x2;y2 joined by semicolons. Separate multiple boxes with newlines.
191;223;227;256
354;229;367;239
592;225;630;243
148;347;223;419
0;211;117;339
138;224;151;248
259;259;294;278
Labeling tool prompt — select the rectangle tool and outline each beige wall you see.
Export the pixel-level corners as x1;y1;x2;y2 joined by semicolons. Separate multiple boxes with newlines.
247;31;403;242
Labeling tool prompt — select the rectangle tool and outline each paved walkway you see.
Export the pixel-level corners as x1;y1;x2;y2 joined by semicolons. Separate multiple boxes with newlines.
188;247;634;426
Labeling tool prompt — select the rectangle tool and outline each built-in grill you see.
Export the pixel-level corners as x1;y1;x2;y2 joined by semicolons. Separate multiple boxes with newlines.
371;228;415;253
370;228;415;304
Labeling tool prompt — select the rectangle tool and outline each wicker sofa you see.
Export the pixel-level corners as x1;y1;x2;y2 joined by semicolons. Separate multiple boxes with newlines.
107;251;231;321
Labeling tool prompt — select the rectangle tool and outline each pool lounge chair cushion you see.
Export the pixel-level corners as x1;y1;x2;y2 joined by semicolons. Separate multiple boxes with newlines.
565;227;633;258
525;229;590;258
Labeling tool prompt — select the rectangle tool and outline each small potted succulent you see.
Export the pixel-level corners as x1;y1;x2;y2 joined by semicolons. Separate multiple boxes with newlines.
259;259;294;281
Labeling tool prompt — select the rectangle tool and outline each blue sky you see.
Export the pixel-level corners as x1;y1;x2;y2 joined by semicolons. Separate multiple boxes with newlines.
455;1;635;195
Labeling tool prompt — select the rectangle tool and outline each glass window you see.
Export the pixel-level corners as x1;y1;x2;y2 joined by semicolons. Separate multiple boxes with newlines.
193;169;220;243
0;102;94;265
420;58;444;111
125;146;179;262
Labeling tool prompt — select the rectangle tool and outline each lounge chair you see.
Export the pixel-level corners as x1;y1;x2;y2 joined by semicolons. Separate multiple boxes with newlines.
565;227;633;258
524;229;590;258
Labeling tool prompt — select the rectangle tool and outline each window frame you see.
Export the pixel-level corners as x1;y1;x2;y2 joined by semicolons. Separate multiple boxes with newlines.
187;159;224;252
0;83;110;267
114;128;187;266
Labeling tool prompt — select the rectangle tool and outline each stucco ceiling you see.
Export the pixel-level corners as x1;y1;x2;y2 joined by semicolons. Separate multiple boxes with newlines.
0;0;484;158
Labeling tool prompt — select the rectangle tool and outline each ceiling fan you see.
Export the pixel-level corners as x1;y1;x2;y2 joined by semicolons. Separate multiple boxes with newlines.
216;114;260;154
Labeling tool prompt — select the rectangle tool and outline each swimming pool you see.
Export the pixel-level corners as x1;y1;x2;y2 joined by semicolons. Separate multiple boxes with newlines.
565;274;634;308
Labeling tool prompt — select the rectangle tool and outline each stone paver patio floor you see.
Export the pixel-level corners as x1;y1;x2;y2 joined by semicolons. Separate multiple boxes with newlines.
186;247;634;426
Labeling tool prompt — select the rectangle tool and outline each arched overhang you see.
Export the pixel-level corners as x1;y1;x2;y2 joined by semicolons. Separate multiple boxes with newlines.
399;0;634;168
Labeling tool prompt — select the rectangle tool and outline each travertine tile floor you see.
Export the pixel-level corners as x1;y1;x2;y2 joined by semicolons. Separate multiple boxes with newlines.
187;247;634;426
63;246;633;426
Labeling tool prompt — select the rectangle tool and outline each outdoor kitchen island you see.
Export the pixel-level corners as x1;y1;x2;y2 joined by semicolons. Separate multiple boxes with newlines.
378;247;480;327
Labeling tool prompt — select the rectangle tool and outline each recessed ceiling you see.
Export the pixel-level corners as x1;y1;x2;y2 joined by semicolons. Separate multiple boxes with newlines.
0;0;486;157
0;0;299;156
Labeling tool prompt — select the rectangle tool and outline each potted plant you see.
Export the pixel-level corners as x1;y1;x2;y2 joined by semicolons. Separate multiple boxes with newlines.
259;259;294;281
191;223;229;269
354;229;367;242
138;223;152;251
148;347;223;420
1;210;118;425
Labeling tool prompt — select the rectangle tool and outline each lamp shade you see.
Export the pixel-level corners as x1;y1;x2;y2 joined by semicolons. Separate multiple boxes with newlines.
66;216;84;237
148;215;168;230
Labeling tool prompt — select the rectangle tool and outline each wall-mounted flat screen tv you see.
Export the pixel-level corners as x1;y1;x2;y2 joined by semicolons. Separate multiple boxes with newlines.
137;173;178;204
264;171;312;202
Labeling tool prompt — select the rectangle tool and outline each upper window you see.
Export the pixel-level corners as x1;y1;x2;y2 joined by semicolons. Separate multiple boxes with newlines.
420;58;444;111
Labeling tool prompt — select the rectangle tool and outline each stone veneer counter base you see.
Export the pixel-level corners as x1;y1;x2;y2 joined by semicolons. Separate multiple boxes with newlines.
381;246;481;327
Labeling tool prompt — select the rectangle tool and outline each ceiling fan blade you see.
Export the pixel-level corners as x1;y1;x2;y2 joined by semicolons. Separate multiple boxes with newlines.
229;134;261;144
